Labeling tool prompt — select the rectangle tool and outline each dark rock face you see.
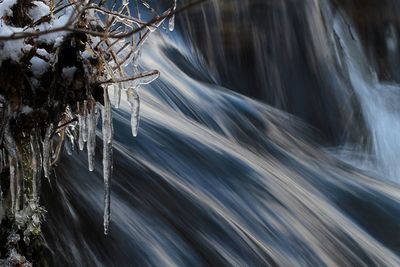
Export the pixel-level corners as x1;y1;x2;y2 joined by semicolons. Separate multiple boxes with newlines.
334;0;400;82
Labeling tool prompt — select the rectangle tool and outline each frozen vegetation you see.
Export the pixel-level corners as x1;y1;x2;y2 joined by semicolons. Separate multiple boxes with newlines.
0;0;176;264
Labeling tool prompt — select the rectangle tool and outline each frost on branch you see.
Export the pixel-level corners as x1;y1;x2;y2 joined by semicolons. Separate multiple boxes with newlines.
0;0;178;263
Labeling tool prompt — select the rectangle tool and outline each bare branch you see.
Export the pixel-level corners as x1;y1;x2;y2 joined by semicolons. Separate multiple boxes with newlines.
0;0;207;41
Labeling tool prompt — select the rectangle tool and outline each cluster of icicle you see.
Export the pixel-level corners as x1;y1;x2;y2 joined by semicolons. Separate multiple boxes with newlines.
0;115;48;232
0;0;178;242
0;108;48;266
88;0;177;235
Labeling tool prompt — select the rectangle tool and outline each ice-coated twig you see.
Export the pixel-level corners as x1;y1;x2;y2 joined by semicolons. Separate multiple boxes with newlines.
102;87;113;235
100;70;160;87
127;87;141;137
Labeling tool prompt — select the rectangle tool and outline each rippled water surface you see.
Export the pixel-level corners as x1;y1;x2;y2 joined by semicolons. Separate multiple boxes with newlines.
42;0;400;266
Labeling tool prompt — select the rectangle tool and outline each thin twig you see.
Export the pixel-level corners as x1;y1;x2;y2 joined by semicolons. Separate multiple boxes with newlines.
98;70;160;85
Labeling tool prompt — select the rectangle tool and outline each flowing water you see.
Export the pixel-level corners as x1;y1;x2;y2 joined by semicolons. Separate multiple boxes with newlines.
41;0;400;266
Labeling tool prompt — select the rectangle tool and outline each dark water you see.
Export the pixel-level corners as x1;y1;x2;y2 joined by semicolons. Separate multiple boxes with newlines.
42;0;400;266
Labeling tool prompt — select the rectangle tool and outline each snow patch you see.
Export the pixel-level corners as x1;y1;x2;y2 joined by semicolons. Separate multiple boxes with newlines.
0;0;17;17
20;106;33;114
30;56;49;77
0;24;25;65
29;1;50;21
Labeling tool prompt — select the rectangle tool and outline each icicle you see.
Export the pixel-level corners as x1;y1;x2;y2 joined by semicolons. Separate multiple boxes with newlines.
127;87;140;137
95;104;101;126
33;132;43;200
30;134;38;201
102;87;113;235
65;128;75;154
3;124;20;213
43;124;54;179
0;149;3;173
2;149;5;169
169;0;177;32
87;101;97;172
113;84;122;109
2;149;6;168
78;113;85;150
9;155;16;214
82;100;88;142
169;14;175;32
52;130;64;166
65;139;73;155
87;103;94;171
0;183;3;222
131;49;141;68
15;168;21;213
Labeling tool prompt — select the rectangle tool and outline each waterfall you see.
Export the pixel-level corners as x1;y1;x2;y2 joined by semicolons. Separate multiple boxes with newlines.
38;0;400;266
333;13;400;182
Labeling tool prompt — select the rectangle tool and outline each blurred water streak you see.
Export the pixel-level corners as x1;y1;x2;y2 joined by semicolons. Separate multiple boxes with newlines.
42;1;400;266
